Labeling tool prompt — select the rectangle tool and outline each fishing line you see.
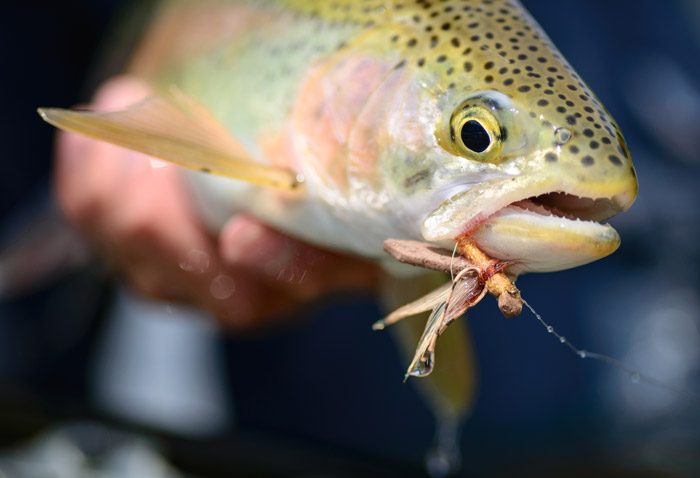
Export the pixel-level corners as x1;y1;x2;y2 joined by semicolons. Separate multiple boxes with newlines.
449;242;459;281
522;299;700;406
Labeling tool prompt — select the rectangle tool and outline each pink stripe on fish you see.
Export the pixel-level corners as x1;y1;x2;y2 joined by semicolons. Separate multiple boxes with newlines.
291;53;398;190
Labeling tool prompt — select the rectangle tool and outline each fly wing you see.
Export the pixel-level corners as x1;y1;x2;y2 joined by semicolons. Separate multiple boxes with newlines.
373;280;451;330
404;302;447;380
382;272;478;422
38;90;301;190
404;268;485;380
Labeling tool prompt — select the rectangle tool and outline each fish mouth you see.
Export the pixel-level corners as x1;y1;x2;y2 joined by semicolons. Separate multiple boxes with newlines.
422;174;636;275
509;192;622;222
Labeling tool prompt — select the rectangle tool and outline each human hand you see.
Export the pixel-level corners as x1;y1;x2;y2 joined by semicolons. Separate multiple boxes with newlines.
54;75;381;329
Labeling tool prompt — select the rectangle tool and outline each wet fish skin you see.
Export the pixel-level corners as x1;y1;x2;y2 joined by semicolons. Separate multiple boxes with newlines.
40;0;638;277
134;0;636;277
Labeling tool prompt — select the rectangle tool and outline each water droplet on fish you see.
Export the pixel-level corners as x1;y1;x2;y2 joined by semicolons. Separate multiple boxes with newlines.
179;249;210;273
148;157;168;168
210;274;235;299
295;173;305;183
547;326;553;333
559;336;566;343
629;372;641;384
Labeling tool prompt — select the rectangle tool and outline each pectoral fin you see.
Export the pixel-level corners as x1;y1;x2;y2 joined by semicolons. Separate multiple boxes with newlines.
38;89;301;190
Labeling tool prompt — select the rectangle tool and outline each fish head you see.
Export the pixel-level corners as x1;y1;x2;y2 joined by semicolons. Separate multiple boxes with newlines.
380;0;638;276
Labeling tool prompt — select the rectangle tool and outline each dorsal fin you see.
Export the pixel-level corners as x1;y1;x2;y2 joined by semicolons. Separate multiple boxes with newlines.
38;90;302;190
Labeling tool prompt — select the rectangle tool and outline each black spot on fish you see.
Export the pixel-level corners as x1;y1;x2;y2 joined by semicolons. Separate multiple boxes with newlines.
608;155;623;166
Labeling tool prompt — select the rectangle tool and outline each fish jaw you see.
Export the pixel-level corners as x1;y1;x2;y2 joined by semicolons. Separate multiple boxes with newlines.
421;166;637;275
471;205;620;276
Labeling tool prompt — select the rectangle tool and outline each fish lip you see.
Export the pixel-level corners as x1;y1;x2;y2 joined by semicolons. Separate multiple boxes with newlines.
421;173;636;242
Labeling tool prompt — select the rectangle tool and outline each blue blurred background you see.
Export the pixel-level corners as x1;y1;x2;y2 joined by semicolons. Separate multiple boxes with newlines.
1;1;699;476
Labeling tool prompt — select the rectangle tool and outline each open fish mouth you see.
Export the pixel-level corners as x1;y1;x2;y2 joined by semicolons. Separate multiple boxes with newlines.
422;175;636;275
510;192;622;222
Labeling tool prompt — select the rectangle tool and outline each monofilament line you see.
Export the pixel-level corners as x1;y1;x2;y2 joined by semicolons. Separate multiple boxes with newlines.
522;299;700;406
449;241;459;281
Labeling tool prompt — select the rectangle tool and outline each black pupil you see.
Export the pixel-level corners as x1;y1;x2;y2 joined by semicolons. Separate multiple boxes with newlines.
460;120;490;153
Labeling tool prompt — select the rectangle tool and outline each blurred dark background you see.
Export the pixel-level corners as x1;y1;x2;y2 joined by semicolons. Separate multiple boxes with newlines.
1;1;699;476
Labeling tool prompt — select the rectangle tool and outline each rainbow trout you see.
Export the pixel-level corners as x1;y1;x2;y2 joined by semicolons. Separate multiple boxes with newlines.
39;0;637;278
38;1;637;464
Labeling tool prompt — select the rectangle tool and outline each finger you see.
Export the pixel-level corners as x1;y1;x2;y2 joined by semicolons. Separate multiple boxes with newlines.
219;214;332;291
219;214;317;271
219;214;381;301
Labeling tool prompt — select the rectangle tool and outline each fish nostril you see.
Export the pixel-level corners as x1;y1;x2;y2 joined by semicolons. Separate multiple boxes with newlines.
554;127;572;144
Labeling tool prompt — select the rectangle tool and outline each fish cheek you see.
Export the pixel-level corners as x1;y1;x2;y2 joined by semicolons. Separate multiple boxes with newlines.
384;147;438;197
291;52;400;191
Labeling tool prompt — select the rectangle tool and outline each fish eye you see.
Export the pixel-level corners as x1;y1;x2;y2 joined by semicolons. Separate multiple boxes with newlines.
449;102;503;161
461;120;490;153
